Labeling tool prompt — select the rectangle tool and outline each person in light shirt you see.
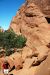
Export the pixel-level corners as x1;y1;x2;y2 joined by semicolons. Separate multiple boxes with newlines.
2;60;10;75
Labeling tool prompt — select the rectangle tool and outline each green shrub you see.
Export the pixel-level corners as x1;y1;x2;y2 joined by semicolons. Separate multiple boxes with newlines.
0;28;27;56
15;35;27;48
3;29;16;49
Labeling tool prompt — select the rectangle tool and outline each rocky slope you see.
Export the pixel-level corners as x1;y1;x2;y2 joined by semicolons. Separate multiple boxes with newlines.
0;0;50;75
10;0;50;50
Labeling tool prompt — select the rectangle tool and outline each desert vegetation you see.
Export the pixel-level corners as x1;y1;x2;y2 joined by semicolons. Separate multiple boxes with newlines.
0;28;27;56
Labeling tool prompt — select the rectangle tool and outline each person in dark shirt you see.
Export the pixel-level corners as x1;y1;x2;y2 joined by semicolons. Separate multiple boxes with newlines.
2;60;10;75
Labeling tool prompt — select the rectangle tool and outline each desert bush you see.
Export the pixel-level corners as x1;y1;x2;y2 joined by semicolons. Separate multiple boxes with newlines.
14;35;27;48
0;28;27;56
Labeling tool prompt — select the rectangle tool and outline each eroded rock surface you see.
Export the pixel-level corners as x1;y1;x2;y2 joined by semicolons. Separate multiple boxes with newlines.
1;0;50;75
26;0;50;18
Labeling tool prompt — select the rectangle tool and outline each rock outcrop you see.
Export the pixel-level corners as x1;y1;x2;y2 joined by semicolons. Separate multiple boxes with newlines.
10;0;50;50
35;52;50;75
26;0;50;18
1;0;50;75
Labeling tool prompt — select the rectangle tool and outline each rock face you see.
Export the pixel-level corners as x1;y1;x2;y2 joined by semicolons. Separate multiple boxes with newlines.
10;0;50;50
1;0;50;75
35;52;50;75
26;0;50;18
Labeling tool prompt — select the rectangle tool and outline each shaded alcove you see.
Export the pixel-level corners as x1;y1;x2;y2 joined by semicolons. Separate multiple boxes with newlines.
45;17;50;23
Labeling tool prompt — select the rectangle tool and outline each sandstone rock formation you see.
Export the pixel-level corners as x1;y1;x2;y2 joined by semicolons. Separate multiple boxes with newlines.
35;52;50;75
26;0;50;18
1;0;50;75
10;0;50;51
9;0;50;71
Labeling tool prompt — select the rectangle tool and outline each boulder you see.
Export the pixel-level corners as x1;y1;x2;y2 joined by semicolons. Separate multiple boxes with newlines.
9;52;23;69
23;57;38;68
35;45;49;62
5;57;14;69
9;52;23;70
22;46;34;60
35;52;50;75
14;57;23;70
9;52;21;60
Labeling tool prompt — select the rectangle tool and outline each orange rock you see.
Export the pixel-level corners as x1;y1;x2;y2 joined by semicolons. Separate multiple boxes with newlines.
5;57;14;69
26;0;50;18
22;46;33;60
35;52;50;75
14;57;23;70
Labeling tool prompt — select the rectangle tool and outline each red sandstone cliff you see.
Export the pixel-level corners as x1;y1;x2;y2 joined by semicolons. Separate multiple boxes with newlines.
26;0;50;18
0;0;50;75
10;0;50;50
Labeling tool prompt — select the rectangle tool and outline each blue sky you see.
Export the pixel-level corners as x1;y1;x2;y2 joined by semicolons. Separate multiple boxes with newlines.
0;0;25;30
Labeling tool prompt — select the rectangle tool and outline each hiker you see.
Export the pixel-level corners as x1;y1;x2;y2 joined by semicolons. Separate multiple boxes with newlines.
2;60;10;75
